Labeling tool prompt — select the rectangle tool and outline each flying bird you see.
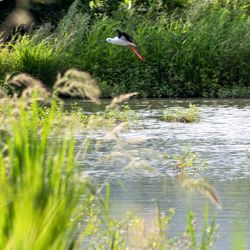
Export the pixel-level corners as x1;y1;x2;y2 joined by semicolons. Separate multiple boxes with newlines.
106;29;145;62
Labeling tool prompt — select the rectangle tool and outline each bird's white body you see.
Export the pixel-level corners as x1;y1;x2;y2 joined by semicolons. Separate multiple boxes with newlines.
106;30;144;61
106;37;136;47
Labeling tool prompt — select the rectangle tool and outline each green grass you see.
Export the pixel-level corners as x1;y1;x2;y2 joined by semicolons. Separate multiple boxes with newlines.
0;98;91;249
0;35;60;87
186;209;218;250
1;0;250;97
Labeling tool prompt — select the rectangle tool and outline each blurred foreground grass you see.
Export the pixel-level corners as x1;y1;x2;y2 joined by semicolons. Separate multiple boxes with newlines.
0;69;225;249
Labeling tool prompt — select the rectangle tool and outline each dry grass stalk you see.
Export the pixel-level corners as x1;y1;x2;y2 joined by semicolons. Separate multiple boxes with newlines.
5;73;51;104
104;122;126;140
179;177;222;209
0;89;6;98
0;9;32;42
6;73;45;89
86;115;113;129
108;151;132;160
54;69;101;104
127;137;146;145
106;92;138;109
32;0;56;3
0;96;19;110
21;86;51;101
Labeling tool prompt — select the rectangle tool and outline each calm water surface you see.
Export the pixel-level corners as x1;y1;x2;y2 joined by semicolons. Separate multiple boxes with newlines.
70;99;250;249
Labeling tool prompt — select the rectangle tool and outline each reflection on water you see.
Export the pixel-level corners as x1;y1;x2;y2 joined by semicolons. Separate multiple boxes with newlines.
70;99;250;249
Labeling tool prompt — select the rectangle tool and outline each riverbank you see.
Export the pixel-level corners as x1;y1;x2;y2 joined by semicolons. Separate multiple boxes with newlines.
0;0;250;98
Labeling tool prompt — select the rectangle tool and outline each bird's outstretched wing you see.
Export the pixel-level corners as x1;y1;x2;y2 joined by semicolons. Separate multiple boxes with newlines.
116;29;134;43
116;29;123;38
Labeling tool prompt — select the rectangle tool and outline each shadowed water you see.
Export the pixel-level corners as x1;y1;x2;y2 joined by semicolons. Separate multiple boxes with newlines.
70;99;250;249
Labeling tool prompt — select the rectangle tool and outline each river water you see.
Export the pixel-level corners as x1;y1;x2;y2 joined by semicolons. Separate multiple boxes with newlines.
71;99;250;249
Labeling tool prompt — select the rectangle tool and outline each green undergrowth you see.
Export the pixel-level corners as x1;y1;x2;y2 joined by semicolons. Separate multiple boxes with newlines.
1;0;250;97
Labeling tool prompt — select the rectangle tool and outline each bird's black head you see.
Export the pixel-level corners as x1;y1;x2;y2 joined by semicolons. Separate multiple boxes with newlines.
116;29;122;35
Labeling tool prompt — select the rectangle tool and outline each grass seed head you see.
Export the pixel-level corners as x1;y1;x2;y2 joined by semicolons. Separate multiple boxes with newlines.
54;69;101;104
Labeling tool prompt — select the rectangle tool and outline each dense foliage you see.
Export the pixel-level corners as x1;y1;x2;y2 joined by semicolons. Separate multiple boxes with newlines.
1;0;250;97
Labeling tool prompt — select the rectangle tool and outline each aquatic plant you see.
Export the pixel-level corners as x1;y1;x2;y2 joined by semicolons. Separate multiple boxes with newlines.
162;103;200;123
173;147;199;174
